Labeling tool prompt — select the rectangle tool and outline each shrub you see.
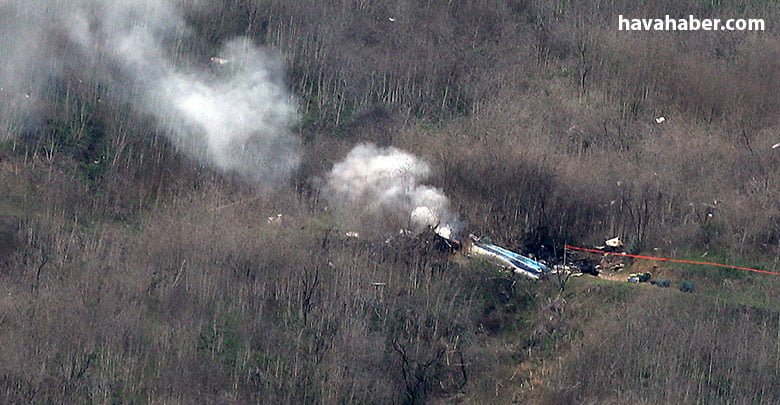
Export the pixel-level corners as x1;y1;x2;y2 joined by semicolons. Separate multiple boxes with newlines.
651;278;671;288
680;280;695;293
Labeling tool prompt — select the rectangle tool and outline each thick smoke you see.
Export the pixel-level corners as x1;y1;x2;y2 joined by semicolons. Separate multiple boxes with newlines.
2;2;458;237
0;1;298;185
326;143;457;238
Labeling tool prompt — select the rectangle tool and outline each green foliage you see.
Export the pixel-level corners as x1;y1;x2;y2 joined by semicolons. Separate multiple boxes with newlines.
0;138;16;153
701;0;724;10
676;252;756;281
197;311;245;370
626;240;642;255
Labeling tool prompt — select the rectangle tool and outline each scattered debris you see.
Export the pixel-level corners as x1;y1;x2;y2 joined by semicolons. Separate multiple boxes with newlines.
210;56;229;65
552;264;575;272
266;214;282;225
338;225;546;280
773;142;780;149
371;282;386;287
552;265;583;278
597;259;625;272
571;259;599;275
655;116;666;124
388;17;396;22
627;272;651;283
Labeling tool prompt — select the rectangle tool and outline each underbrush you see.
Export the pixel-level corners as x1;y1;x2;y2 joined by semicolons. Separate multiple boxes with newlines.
535;288;780;404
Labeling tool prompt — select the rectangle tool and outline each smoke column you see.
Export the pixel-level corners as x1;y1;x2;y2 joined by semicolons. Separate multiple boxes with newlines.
2;2;457;237
0;1;299;185
326;143;458;238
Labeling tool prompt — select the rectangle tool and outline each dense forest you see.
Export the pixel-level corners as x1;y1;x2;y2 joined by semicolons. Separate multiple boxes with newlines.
0;0;778;403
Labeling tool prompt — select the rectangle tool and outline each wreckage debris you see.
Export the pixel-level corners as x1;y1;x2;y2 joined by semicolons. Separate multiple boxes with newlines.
552;264;583;277
334;225;547;280
465;235;549;279
266;214;283;225
603;237;625;254
627;272;651;283
596;258;625;273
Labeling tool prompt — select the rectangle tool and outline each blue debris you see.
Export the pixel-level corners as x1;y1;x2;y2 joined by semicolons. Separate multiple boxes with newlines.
468;238;549;279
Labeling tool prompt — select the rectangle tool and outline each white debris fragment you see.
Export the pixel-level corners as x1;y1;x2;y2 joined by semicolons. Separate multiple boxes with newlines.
552;264;574;272
772;142;780;149
605;237;623;248
434;225;453;240
345;231;360;238
388;17;396;22
655;116;665;123
266;213;282;225
210;56;229;65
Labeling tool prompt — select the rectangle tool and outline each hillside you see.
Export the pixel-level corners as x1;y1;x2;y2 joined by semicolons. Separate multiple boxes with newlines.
1;1;778;403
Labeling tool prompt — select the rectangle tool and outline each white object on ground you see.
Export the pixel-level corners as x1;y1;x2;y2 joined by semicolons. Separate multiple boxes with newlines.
605;237;623;248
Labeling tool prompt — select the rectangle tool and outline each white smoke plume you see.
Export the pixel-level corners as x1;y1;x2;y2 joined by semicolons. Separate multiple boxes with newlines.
326;143;458;238
0;1;298;185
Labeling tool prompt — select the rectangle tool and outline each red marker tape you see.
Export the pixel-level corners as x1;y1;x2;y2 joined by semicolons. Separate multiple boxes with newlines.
564;244;780;277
